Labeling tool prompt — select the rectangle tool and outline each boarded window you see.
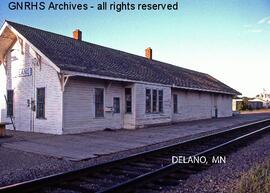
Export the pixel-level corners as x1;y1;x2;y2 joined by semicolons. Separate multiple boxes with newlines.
6;90;14;117
113;97;120;113
145;89;151;113
125;88;132;113
36;88;45;119
95;88;104;117
152;89;157;112
159;90;163;112
173;94;178;113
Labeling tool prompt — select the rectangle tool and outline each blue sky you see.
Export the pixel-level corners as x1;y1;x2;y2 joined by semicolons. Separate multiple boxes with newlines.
0;0;269;96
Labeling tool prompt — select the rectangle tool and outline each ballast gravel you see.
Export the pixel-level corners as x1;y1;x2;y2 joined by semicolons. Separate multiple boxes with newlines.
162;133;270;193
0;115;270;190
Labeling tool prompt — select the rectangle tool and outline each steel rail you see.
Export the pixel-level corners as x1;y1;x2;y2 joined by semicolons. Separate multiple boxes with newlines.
99;124;270;193
0;118;269;193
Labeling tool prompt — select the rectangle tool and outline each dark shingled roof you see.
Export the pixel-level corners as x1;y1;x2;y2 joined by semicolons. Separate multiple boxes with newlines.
6;20;240;95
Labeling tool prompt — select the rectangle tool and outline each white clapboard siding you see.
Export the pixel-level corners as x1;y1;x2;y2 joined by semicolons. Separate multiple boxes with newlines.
216;94;233;117
63;77;125;134
3;40;63;134
0;62;6;122
171;89;232;122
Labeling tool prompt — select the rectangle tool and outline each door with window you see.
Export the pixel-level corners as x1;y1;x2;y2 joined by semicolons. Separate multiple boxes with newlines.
212;95;218;118
123;87;134;128
12;83;33;132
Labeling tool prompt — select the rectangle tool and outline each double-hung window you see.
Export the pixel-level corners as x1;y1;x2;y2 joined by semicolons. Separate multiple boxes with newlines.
125;88;132;113
173;94;178;114
145;89;151;113
6;90;14;117
152;90;157;112
158;90;163;112
145;89;163;113
113;97;120;113
95;88;104;117
36;88;45;119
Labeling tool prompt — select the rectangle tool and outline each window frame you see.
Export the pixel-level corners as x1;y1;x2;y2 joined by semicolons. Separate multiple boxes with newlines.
173;94;178;114
6;90;14;117
36;87;46;119
145;88;164;114
95;88;104;118
145;89;151;113
158;90;163;113
152;89;158;112
125;88;132;113
113;97;120;114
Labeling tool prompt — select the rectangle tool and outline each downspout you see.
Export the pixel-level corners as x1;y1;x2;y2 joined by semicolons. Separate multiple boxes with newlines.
32;57;36;132
61;73;64;134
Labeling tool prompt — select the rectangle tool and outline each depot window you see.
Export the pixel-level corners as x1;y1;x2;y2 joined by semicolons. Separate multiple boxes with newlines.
146;89;151;113
6;90;14;117
145;89;163;113
36;88;45;119
159;90;163;112
95;88;104;117
113;97;120;113
125;88;132;113
173;94;178;114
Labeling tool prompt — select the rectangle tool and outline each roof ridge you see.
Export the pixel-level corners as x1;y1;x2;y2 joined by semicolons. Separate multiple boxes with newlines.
6;20;207;76
3;20;240;95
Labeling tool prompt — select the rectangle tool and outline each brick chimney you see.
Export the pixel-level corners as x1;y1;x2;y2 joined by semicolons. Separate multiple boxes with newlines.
73;29;82;41
145;47;152;60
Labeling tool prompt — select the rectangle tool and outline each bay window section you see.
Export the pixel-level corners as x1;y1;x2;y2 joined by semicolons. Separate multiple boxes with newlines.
145;88;163;114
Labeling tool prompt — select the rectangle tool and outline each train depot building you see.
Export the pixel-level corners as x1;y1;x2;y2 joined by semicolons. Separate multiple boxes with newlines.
0;21;240;134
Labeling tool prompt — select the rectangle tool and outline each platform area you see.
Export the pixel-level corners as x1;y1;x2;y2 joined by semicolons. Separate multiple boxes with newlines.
1;113;270;161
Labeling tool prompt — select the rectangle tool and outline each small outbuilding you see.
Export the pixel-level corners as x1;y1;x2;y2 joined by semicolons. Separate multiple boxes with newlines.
0;21;240;134
248;98;265;110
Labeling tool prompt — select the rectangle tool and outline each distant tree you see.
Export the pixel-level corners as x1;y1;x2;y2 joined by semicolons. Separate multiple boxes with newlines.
236;101;243;111
242;97;249;111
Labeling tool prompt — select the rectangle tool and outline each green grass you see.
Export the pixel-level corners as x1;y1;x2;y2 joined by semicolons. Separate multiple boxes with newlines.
235;160;270;193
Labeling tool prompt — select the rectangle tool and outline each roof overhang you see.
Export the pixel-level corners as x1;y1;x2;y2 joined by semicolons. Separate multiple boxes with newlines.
62;70;240;96
0;22;16;63
0;21;60;72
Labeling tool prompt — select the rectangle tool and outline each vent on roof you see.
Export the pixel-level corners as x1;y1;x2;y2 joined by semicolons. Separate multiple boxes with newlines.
145;47;152;60
73;29;82;41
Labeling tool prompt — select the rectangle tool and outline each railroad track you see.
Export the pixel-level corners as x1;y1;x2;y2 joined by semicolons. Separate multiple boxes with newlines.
1;119;270;193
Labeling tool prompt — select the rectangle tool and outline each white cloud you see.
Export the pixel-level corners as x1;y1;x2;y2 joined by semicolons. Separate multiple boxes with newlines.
248;29;263;33
243;24;252;28
258;16;270;24
244;24;263;33
243;16;270;33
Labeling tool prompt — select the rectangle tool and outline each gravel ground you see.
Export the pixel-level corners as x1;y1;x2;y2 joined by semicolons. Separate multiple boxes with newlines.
162;133;270;193
0;147;73;186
